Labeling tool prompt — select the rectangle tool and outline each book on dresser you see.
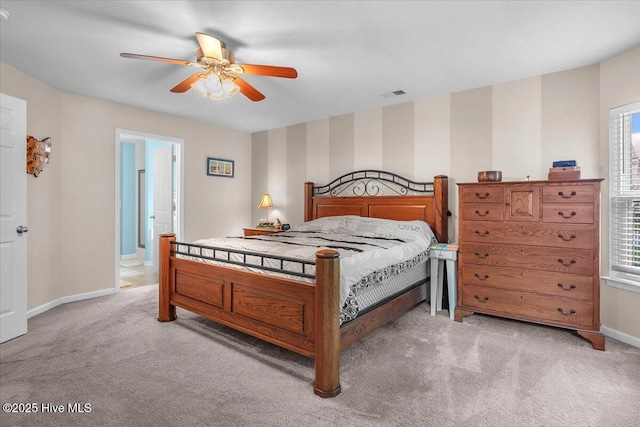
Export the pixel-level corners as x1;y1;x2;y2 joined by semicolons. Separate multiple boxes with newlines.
455;178;605;350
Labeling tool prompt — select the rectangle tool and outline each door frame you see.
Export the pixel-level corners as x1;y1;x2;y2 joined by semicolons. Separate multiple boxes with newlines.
114;128;184;292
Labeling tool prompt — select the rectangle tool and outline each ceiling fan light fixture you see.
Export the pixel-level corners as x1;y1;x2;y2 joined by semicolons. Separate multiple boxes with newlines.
190;78;209;98
207;76;239;100
123;32;296;102
191;75;239;100
221;78;238;94
204;74;222;92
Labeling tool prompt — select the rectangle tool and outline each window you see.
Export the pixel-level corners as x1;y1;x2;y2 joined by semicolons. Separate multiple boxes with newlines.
608;102;640;291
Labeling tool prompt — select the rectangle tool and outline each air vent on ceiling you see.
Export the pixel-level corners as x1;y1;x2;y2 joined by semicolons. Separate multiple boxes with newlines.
379;90;406;99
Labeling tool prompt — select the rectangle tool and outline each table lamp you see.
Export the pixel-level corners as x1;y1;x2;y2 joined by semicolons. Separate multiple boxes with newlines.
258;193;274;227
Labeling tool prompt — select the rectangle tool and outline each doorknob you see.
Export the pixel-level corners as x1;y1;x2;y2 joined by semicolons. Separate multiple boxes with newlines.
16;226;29;234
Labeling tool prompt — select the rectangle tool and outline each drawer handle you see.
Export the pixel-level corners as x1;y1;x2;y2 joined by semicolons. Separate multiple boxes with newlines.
474;252;490;259
557;211;577;219
475;210;490;217
558;191;577;199
558;233;577;241
475;192;490;199
474;295;489;302
557;283;576;291
557;258;576;266
474;273;490;281
557;307;576;316
474;230;490;237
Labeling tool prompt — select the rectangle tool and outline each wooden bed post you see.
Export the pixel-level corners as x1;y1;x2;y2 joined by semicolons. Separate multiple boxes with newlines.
158;233;177;322
433;175;449;243
313;249;341;398
304;182;314;222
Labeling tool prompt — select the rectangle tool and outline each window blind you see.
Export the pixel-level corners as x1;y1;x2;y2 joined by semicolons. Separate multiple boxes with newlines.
610;102;640;278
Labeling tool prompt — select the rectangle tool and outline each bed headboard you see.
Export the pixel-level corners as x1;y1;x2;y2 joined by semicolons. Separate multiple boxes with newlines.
304;171;448;243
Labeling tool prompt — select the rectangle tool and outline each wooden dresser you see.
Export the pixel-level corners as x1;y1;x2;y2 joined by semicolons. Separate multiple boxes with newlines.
455;179;605;350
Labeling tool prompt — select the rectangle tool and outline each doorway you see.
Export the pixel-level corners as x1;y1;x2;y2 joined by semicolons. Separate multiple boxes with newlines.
114;129;184;291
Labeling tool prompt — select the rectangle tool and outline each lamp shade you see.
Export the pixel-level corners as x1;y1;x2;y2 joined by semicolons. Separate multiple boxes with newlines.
191;74;240;100
258;193;273;208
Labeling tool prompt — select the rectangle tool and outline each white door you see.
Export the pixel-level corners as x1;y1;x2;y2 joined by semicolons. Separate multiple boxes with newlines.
152;145;174;273
0;93;28;343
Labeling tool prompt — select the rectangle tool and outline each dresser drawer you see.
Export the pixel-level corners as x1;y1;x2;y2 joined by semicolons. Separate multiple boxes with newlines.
461;243;594;275
461;284;594;327
542;205;595;224
460;186;504;203
542;185;594;204
461;204;504;221
459;221;595;249
460;264;593;300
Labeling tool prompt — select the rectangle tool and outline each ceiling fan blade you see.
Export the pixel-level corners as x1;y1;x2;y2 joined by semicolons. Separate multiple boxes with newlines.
232;76;266;102
195;32;223;60
170;73;204;93
238;64;298;79
120;53;199;67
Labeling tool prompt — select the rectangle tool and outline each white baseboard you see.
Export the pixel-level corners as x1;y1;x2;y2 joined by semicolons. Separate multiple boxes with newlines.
27;288;117;319
120;254;138;260
601;326;640;348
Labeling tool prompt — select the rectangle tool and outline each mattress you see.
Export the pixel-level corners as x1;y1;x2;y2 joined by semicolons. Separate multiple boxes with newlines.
178;216;437;325
340;258;429;324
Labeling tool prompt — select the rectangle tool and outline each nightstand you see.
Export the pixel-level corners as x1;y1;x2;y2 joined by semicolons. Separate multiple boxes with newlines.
429;243;458;320
243;228;283;237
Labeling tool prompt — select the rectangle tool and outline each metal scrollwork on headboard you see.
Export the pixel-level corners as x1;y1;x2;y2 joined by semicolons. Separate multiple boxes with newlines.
313;170;434;197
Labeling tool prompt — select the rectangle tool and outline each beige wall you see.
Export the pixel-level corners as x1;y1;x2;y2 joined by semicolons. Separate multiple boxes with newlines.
251;46;640;341
492;76;542;181
0;63;63;307
1;62;252;311
3;44;639;341
599;46;640;340
542;64;601;179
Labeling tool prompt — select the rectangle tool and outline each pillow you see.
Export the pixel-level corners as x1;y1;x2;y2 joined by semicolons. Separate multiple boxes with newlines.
291;215;435;244
289;215;357;233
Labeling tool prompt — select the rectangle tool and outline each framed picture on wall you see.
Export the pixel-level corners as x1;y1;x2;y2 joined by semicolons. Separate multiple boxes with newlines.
207;157;234;178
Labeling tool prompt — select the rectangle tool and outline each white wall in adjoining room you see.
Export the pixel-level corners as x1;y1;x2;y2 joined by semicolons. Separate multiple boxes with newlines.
134;140;146;262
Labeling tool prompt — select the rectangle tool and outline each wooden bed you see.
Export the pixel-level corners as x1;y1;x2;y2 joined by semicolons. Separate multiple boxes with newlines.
159;171;448;397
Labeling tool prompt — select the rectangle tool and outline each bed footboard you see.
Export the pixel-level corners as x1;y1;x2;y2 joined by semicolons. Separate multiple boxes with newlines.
158;233;342;397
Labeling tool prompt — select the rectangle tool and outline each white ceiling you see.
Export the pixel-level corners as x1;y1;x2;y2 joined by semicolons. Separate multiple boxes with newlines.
1;1;639;133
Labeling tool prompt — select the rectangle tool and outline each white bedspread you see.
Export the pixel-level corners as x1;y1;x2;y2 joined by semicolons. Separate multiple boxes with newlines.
184;216;437;314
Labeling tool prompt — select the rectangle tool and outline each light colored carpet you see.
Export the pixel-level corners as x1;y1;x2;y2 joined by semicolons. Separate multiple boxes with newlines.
1;284;639;426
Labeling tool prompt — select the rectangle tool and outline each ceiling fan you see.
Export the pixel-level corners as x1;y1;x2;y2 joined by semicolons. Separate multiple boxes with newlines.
120;32;297;102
